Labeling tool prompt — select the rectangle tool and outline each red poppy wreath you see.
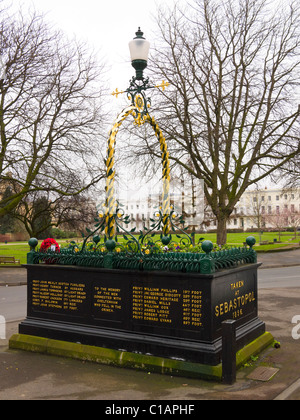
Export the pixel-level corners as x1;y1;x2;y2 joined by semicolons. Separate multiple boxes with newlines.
40;238;60;265
40;238;60;253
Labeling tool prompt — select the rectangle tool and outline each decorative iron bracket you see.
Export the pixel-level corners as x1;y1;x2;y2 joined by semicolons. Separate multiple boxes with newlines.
112;77;170;125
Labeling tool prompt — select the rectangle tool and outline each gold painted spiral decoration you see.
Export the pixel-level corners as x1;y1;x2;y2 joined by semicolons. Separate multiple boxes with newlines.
146;114;171;236
105;106;135;238
105;106;171;239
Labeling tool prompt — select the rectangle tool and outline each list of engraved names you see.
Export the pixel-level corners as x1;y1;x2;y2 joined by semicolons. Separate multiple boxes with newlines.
31;279;203;328
32;280;87;311
132;286;203;327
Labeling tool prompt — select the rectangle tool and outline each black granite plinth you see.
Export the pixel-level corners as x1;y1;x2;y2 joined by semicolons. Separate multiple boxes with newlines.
19;263;265;365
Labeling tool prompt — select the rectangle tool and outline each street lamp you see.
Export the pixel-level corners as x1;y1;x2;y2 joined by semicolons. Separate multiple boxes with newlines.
112;28;169;118
129;28;150;81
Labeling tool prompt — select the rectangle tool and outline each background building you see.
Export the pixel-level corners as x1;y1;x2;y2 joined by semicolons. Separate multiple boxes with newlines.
225;188;300;232
118;186;300;234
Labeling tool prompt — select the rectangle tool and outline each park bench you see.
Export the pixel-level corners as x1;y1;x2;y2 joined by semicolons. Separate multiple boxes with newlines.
0;256;21;265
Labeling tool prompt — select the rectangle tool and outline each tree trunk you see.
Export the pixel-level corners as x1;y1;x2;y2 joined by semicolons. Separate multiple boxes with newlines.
217;216;228;246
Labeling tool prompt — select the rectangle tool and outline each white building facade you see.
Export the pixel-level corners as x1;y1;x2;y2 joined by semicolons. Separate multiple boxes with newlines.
117;185;300;233
226;188;300;232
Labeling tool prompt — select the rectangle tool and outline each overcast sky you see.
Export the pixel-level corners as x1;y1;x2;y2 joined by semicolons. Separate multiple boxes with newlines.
9;0;177;97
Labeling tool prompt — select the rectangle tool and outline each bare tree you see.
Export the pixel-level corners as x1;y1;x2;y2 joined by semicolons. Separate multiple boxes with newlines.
244;188;267;230
265;207;290;241
278;156;300;188
290;209;300;238
12;190;97;239
133;0;300;244
0;6;107;218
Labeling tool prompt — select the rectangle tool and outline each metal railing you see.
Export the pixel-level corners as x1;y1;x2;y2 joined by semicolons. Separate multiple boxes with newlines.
27;236;257;275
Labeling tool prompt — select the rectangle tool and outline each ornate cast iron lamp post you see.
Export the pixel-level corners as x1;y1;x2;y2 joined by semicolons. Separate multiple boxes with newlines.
105;28;172;258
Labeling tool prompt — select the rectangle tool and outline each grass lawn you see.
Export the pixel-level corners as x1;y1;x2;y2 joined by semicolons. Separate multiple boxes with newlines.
0;231;299;266
197;231;300;245
0;239;72;265
0;242;29;265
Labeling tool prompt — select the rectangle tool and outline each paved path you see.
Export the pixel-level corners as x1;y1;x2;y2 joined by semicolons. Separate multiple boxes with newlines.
0;268;27;287
1;287;300;400
258;248;300;269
